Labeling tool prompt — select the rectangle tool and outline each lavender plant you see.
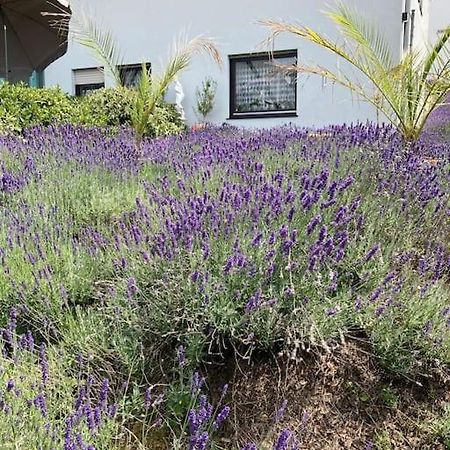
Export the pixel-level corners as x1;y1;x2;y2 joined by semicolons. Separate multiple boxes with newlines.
0;308;120;449
0;119;448;447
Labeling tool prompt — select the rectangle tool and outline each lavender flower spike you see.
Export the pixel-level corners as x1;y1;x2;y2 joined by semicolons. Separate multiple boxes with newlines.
213;405;230;429
273;429;292;450
242;444;258;450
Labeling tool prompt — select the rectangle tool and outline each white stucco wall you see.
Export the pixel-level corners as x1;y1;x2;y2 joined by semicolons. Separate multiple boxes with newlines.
429;0;450;43
45;0;407;128
408;0;430;52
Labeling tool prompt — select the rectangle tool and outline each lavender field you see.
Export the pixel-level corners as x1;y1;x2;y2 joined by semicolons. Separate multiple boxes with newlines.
0;119;449;449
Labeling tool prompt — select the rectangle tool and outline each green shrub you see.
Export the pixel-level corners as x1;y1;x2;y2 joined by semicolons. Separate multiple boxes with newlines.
78;86;134;127
0;83;78;133
195;77;217;121
147;102;187;137
78;87;186;137
0;83;186;138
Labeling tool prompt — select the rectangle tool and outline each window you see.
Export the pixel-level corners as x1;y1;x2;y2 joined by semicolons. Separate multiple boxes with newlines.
73;68;104;96
119;63;151;88
229;50;297;119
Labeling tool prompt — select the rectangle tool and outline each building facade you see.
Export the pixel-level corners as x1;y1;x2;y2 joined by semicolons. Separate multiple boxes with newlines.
429;0;450;42
45;0;431;128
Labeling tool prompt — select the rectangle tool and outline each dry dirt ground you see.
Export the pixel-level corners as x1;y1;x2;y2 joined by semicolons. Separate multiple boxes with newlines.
132;336;449;450
207;337;450;450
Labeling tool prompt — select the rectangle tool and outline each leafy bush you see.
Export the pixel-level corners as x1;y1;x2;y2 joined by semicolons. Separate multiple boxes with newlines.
77;86;134;126
0;83;78;133
146;102;187;137
79;87;186;137
0;83;185;138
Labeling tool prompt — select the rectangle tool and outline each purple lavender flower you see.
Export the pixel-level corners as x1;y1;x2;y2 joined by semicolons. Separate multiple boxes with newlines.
300;410;310;429
144;387;153;409
191;271;201;283
306;214;321;235
195;431;209;450
241;444;258;450
369;287;383;303
245;290;262;314
423;321;433;335
354;297;363;312
33;393;48;417
188;409;199;435
363;244;380;263
64;416;74;450
274;399;288;423
219;384;229;404
213;405;230;429
191;372;204;394
108;404;118;418
127;277;138;299
6;379;15;392
84;403;96;433
177;345;187;367
99;379;109;410
39;343;49;386
273;429;291;450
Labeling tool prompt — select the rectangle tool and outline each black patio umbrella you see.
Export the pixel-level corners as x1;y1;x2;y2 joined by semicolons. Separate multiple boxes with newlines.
0;0;71;82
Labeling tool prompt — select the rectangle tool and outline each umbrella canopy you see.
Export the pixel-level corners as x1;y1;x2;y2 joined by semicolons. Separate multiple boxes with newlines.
0;0;71;82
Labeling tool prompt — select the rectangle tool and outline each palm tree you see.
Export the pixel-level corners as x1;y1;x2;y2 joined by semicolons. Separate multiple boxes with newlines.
130;35;221;145
261;3;450;142
58;13;221;144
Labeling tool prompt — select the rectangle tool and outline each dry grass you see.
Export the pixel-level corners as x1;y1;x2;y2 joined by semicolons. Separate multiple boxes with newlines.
205;338;449;449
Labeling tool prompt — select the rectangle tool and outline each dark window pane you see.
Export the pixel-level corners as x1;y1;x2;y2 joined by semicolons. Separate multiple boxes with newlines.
119;63;151;87
230;51;297;118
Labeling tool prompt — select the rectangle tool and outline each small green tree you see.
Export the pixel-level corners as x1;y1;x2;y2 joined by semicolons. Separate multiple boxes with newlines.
195;77;218;122
262;3;450;142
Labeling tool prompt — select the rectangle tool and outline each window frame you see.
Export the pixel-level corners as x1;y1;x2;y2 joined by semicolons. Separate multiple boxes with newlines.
228;49;298;120
75;83;105;97
73;67;105;97
118;63;151;88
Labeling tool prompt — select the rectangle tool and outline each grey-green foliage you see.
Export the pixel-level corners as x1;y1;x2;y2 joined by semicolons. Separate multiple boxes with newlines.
195;77;218;121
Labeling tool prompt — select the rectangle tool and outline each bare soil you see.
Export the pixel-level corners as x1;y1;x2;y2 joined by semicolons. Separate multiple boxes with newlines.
207;337;450;449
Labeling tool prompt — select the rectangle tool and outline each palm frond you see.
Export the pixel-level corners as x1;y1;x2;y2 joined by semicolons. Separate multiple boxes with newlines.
71;14;123;86
132;35;221;144
131;63;153;142
422;26;450;82
327;2;393;69
262;19;406;128
155;35;222;100
262;6;450;142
